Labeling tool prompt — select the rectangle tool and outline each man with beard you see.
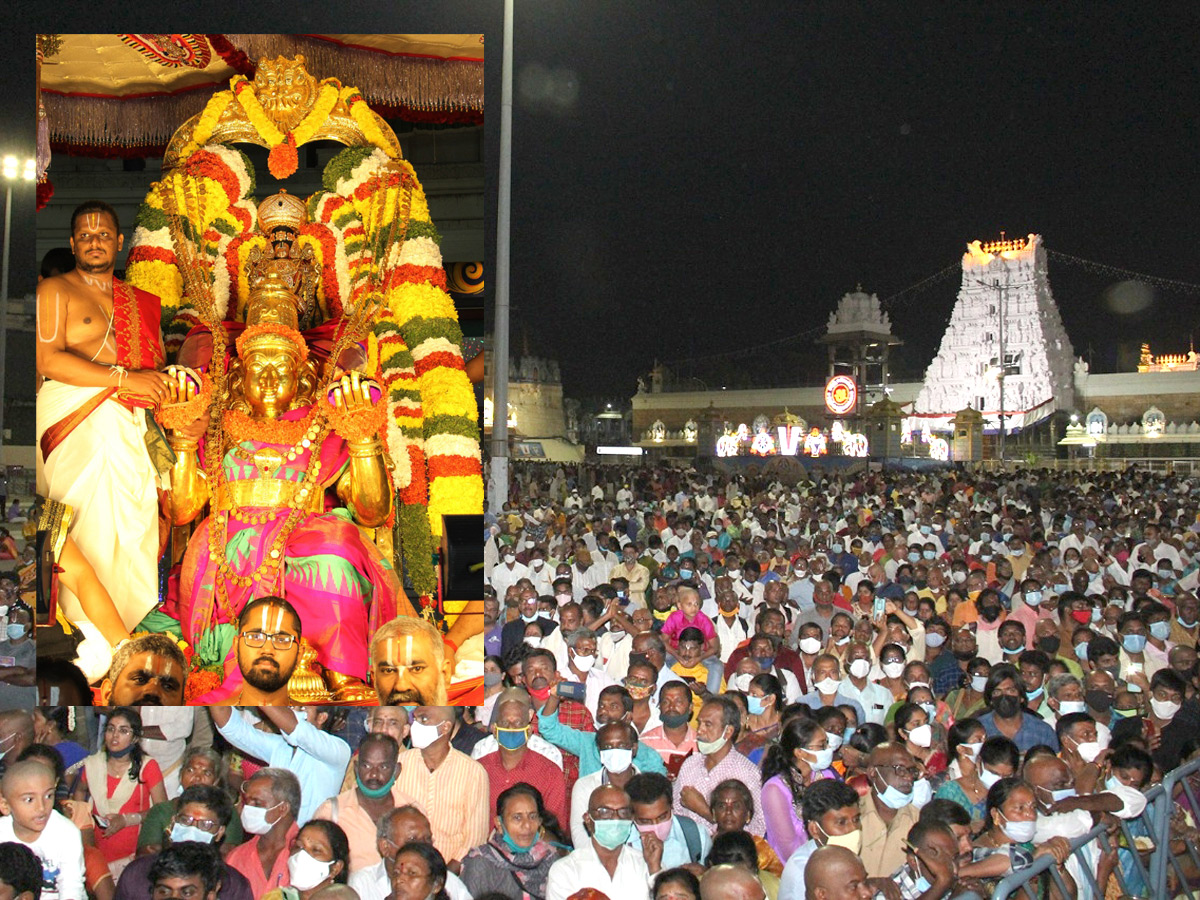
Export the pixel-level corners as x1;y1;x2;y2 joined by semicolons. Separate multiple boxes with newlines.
99;634;187;705
228;597;303;705
36;201;173;678
370;617;452;705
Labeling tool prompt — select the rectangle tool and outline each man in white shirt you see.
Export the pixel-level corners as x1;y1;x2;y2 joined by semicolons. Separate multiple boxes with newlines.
547;784;650;900
348;805;472;900
562;629;620;721
0;760;87;900
139;707;196;798
490;547;529;598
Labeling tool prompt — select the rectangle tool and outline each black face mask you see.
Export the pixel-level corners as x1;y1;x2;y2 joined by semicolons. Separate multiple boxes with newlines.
979;606;1001;623
1037;635;1062;655
992;695;1022;718
952;648;976;662
1085;690;1113;713
660;711;692;729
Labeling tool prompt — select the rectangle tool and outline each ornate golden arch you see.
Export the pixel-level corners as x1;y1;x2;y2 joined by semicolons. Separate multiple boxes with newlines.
162;54;401;170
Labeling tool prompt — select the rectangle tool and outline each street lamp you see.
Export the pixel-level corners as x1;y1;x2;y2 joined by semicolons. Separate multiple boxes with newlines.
488;0;514;514
0;155;35;453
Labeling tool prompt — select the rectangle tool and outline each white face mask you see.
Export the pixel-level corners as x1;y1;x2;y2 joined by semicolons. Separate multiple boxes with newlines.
240;800;284;835
288;849;334;890
1151;697;1182;721
849;659;871;680
1000;814;1037;843
409;720;445;750
803;747;834;770
814;677;841;696
959;741;982;765
979;767;1003;789
599;747;634;773
572;653;596;671
907;723;933;748
1057;700;1087;716
799;637;822;656
882;661;906;679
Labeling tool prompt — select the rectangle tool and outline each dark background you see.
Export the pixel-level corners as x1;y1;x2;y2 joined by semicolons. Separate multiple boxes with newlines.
4;4;1200;407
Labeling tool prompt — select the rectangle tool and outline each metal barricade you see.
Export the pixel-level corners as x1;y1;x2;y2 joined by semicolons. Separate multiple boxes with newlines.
1149;755;1200;900
987;822;1115;900
984;757;1200;900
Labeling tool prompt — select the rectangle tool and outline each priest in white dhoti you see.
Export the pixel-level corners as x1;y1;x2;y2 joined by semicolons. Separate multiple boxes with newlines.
35;201;172;679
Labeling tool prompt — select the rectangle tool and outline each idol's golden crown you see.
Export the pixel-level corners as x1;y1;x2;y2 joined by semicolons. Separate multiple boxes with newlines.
257;190;308;234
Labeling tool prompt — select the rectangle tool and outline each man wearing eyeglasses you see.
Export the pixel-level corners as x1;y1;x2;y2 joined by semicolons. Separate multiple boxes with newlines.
113;785;253;900
230;597;303;705
861;743;922;878
545;785;649;900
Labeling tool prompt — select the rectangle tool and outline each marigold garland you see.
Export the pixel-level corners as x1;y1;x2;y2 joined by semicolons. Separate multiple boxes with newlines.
341;87;397;157
268;133;299;179
155;373;212;432
221;407;320;448
235;323;310;361
325;390;389;443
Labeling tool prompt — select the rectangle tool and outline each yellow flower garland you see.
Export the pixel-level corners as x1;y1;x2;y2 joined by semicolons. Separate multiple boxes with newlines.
232;76;341;149
341;87;398;158
193;91;234;147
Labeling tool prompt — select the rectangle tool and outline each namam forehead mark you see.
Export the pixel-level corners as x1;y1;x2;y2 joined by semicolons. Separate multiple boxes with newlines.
86;212;100;231
379;635;417;668
132;656;178;681
257;604;287;634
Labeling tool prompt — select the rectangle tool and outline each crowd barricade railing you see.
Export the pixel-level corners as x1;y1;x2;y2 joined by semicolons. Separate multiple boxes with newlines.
1149;754;1200;900
987;821;1109;900
983;755;1200;900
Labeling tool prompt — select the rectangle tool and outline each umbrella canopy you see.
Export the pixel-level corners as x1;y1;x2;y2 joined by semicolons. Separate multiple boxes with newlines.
39;33;484;153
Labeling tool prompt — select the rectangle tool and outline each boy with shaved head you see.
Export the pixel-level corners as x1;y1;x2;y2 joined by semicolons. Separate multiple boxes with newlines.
0;759;86;900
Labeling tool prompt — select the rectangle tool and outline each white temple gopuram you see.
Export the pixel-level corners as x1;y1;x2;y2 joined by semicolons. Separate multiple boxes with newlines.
910;234;1075;435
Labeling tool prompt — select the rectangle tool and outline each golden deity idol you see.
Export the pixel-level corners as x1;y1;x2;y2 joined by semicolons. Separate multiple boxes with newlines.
163;270;411;702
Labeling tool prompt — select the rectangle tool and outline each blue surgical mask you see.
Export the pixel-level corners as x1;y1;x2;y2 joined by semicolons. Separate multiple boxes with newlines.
923;550;936;560
873;771;913;809
913;874;932;894
495;726;529;751
920;525;932;535
830;542;843;554
5;624;25;640
908;552;921;562
1150;620;1171;641
170;822;216;844
747;695;765;715
590;818;633;849
1122;634;1147;654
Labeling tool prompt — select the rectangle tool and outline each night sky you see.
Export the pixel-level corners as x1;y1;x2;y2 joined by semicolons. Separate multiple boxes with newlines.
4;5;1200;405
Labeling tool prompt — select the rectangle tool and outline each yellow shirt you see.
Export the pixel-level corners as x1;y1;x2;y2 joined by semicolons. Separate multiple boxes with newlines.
859;789;921;878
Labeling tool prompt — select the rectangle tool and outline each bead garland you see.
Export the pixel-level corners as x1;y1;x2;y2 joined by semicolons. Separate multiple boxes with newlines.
208;409;330;622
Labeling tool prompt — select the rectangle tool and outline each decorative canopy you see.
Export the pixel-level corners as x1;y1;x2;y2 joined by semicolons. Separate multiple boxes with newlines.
38;33;484;152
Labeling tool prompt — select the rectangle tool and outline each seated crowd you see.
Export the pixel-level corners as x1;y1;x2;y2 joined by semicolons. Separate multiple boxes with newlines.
476;462;1200;900
0;705;492;900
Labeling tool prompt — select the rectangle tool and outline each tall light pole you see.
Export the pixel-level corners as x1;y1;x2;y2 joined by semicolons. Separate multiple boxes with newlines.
996;272;1007;462
488;0;514;514
0;155;35;454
